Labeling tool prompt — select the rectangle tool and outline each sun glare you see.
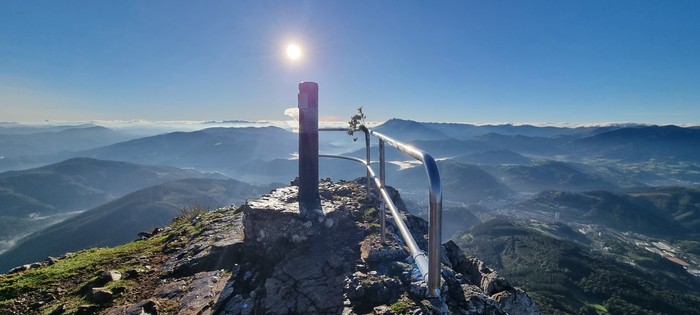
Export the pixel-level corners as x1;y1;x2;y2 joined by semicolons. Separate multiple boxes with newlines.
287;44;302;60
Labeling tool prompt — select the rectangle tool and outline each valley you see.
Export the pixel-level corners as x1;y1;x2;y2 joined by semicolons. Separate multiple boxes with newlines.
1;119;699;314
3;3;697;313
483;203;700;278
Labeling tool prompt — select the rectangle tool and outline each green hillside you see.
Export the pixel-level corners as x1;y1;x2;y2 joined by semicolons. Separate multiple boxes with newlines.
0;157;222;216
455;219;700;314
498;161;617;192
0;207;203;314
0;178;263;272
518;187;700;238
630;187;700;232
0;158;225;254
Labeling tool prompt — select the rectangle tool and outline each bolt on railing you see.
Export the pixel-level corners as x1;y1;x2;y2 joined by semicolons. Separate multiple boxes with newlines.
297;82;443;297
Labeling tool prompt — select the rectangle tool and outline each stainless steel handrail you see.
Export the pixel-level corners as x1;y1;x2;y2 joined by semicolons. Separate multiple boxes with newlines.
368;130;442;297
319;154;431;287
318;128;443;297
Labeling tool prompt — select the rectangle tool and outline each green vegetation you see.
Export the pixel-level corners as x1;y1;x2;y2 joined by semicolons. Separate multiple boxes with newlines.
364;207;378;220
347;106;368;142
0;235;163;312
456;219;700;314
518;186;700;238
176;201;210;223
367;222;381;235
390;300;408;313
592;303;608;314
0;207;211;314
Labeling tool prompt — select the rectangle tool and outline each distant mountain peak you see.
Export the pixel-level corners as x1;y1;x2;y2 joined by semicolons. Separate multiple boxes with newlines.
375;118;452;141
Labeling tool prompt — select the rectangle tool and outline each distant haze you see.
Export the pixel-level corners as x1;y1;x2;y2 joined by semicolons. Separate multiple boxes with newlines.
1;119;687;136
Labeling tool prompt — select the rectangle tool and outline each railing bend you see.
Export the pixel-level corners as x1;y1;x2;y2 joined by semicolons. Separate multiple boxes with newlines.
319;128;443;297
369;130;442;297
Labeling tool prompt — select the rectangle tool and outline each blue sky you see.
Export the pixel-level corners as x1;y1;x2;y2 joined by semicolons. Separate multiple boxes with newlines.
1;1;699;125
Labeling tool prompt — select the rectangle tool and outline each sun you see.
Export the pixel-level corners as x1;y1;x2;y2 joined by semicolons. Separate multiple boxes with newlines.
286;44;302;60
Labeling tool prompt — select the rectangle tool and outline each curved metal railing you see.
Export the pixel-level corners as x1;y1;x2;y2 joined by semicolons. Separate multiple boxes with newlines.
319;128;443;297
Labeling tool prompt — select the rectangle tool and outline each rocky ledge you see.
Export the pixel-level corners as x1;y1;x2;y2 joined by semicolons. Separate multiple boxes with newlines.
1;179;540;315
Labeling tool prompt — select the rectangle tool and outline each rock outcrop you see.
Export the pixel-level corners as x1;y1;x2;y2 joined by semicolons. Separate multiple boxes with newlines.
2;179;540;315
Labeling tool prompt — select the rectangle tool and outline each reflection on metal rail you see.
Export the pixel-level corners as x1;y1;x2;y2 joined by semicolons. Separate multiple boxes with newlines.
319;128;443;298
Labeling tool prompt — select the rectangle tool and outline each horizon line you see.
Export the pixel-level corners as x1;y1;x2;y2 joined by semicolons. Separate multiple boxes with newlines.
1;119;697;129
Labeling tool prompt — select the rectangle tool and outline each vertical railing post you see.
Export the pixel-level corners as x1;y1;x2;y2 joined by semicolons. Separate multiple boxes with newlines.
298;81;320;216
364;131;371;198
379;139;386;244
379;139;386;188
425;156;443;298
379;201;386;244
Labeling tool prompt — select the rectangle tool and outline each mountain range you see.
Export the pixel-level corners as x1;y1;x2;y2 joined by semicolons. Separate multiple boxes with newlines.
0;177;265;272
0;125;136;172
0;126;132;157
376;119;700;164
0;158;223;254
78;126;298;171
1;118;699;314
4;119;700;186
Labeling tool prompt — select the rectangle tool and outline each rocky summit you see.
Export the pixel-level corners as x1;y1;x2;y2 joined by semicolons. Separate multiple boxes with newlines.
0;179;540;315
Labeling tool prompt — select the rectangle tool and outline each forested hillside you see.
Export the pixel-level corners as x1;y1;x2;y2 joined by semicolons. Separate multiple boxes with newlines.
455;219;700;314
